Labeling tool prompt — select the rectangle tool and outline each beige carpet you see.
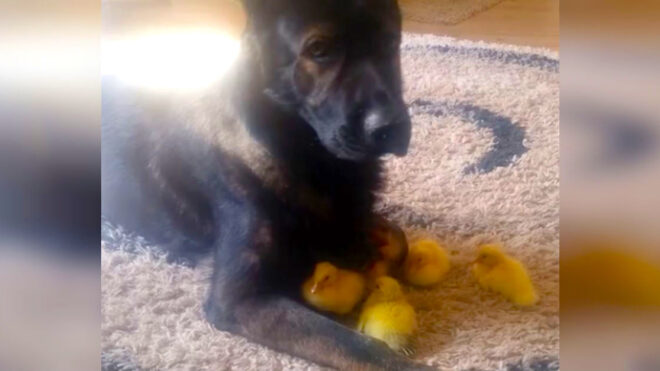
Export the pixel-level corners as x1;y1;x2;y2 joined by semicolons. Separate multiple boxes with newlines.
399;0;505;25
102;34;559;371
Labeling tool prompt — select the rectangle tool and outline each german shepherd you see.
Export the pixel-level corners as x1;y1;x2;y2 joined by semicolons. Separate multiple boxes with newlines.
102;0;433;369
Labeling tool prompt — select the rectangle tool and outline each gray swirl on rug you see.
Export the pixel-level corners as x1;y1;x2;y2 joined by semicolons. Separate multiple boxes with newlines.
409;99;528;174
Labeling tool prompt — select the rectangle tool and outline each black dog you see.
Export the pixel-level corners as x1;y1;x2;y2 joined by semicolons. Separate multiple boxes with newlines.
102;0;432;369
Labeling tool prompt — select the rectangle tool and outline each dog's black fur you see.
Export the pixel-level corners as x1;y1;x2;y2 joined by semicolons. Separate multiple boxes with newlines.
102;0;433;369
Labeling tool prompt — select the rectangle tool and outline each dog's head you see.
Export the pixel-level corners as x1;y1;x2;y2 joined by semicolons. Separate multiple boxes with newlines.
242;0;411;161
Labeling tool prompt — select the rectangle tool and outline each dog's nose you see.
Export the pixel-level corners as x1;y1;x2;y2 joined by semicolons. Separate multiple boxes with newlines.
363;106;411;156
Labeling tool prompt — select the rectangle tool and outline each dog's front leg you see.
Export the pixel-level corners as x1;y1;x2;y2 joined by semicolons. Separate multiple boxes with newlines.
208;293;434;370
204;202;433;371
233;296;433;371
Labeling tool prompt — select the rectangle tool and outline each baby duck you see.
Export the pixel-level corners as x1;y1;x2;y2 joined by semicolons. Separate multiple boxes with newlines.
371;221;408;266
366;259;391;283
357;276;417;355
403;239;450;287
471;244;538;306
302;261;366;315
366;222;409;285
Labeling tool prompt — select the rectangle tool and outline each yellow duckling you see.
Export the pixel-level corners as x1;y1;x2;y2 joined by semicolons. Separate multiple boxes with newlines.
371;222;408;266
471;244;538;306
357;276;417;355
366;222;409;285
302;261;366;315
403;239;450;287
366;259;391;283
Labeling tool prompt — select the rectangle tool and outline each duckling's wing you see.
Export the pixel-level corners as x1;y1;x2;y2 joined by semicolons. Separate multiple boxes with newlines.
388;302;417;333
511;266;538;305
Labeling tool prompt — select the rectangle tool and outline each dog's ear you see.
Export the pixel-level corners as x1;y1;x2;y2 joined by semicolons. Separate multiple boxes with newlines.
239;0;272;85
240;0;299;106
241;0;281;26
240;0;262;15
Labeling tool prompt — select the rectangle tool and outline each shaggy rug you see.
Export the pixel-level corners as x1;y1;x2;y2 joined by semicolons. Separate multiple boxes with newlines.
102;33;559;371
398;0;505;25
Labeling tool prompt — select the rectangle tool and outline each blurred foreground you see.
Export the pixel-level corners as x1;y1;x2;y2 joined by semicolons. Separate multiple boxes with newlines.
1;1;101;369
562;1;660;370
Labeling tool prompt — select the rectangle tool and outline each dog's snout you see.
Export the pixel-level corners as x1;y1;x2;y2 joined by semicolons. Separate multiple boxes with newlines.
344;63;411;159
363;106;411;157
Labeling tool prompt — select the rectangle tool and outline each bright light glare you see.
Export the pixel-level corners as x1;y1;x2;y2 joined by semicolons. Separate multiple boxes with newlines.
102;29;240;91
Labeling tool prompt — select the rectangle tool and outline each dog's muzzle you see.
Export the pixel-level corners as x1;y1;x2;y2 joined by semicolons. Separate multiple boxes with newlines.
363;106;411;156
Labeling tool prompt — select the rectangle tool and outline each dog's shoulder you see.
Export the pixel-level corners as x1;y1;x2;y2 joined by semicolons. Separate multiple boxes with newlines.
101;75;287;233
175;82;288;196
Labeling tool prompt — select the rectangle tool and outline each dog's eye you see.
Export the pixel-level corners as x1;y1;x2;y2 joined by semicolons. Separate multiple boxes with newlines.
305;38;336;61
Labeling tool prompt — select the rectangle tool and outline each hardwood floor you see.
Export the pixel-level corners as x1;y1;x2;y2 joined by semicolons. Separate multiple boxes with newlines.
403;0;559;50
104;0;559;50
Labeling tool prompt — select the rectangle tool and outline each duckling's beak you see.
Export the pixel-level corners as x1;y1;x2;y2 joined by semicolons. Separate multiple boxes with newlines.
310;282;319;294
